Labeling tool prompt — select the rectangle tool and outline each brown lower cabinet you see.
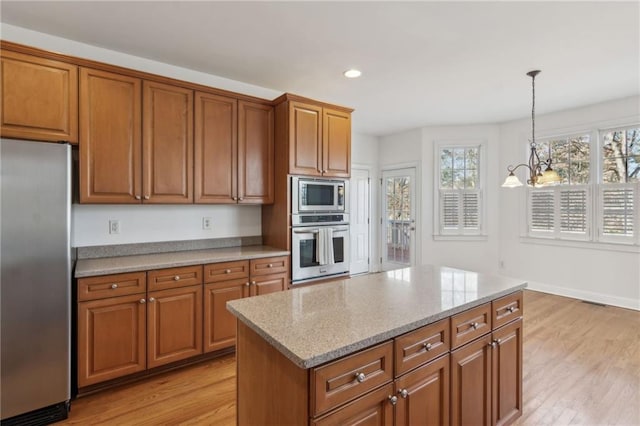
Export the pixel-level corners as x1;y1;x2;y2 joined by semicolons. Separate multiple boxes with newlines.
77;255;289;390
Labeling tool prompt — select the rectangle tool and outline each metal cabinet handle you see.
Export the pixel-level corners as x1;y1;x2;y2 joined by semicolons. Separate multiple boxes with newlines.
174;276;180;281
245;282;250;287
355;372;366;383
144;195;150;200
507;306;516;313
238;197;244;201
267;264;273;268
111;283;118;289
471;322;479;330
232;196;237;201
388;395;398;405
135;195;141;200
225;269;231;274
149;297;156;303
251;281;256;285
398;389;409;399
139;299;146;304
423;342;433;351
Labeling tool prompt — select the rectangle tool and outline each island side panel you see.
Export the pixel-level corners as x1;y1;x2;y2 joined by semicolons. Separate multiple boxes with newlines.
236;321;309;425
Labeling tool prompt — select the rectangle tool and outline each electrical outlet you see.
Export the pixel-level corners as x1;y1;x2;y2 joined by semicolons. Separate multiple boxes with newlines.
202;217;212;230
109;220;120;235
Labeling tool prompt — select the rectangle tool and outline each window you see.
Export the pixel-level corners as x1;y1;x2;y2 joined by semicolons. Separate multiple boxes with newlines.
528;133;592;241
525;127;639;247
436;144;483;236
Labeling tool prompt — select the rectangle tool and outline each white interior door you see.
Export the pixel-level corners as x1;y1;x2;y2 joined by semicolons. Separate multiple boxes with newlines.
349;168;370;275
382;167;417;271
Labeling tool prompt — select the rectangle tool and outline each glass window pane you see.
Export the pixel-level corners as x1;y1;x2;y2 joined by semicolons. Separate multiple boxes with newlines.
628;129;640;155
465;148;478;169
453;149;465;169
550;139;568;166
535;141;550;164
453;170;465;189
603;156;624;183
465;169;478;189
440;149;453;169
569;161;590;184
628;156;639;182
570;136;590;162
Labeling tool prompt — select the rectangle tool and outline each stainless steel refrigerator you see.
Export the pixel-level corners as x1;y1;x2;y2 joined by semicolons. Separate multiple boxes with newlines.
1;138;71;423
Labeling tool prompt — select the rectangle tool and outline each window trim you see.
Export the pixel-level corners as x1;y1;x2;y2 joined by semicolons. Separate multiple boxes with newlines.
434;140;487;239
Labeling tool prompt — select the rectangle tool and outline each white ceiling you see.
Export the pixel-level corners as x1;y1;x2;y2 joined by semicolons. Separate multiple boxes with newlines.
2;1;639;136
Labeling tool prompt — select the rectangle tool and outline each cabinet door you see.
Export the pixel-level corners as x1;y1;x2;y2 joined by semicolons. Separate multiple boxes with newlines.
1;50;78;143
79;67;142;203
289;101;322;176
238;100;274;204
395;355;450;426
77;294;146;387
451;334;492;426
492;318;523;426
312;383;394;426
322;108;351;177
250;273;286;296
204;278;249;353
143;81;193;203
194;91;237;203
147;285;203;368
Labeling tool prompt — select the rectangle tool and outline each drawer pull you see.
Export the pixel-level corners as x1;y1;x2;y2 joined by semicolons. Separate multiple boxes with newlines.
471;322;479;330
245;282;250;287
111;283;118;289
139;299;146;304
225;269;231;274
507;306;516;313
251;281;256;285
423;342;433;351
355;372;366;383
398;389;409;399
388;395;398;406
268;263;273;268
149;297;156;303
174;276;180;281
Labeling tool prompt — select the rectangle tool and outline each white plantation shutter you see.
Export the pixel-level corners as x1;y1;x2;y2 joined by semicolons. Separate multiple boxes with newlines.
529;190;555;233
599;184;635;241
440;190;482;234
559;186;590;239
463;191;480;229
441;191;460;229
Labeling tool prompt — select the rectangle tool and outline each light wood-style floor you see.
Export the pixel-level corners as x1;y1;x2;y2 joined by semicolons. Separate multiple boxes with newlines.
60;290;640;425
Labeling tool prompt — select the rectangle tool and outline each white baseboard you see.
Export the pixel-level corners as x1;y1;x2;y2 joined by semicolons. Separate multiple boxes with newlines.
517;279;640;311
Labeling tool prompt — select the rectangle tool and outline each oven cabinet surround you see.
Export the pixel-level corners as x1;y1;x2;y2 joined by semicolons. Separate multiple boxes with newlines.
262;94;354;253
75;248;288;391
228;265;525;425
0;49;78;143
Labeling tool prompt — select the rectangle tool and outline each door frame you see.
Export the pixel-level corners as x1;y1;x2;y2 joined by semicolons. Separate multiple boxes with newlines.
380;162;421;271
350;165;372;275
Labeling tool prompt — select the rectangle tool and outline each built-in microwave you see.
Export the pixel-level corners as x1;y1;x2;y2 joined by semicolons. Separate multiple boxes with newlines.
291;176;347;214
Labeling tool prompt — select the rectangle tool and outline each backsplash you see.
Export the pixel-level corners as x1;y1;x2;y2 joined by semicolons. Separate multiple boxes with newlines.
76;236;263;259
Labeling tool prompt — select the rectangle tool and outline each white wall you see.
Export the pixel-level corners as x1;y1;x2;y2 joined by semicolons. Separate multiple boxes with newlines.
3;24;281;247
379;127;501;274
499;96;640;310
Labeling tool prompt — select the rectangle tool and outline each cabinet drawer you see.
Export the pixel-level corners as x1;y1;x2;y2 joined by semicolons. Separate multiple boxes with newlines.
311;341;393;416
451;303;492;349
394;318;450;377
250;256;288;276
78;272;146;301
492;291;524;330
147;265;202;291
204;260;249;283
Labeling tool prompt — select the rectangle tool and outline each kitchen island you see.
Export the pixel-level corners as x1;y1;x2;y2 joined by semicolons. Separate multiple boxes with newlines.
227;265;527;425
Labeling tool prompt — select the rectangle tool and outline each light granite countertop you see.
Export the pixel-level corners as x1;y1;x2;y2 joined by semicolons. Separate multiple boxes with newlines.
75;245;289;277
227;265;527;369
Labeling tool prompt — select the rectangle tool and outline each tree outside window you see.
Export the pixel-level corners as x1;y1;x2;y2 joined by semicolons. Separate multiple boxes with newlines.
602;128;640;183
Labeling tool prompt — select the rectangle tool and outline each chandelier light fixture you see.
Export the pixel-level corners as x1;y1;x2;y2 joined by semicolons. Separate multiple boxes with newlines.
502;70;561;188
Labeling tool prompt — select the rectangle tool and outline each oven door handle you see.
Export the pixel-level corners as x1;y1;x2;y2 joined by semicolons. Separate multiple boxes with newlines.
293;228;319;234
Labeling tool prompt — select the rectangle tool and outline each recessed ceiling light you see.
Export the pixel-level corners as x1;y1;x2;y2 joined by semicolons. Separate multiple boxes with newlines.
343;69;362;78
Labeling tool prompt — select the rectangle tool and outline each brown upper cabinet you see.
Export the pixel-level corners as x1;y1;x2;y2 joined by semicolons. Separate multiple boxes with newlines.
80;68;194;203
1;49;78;143
280;97;351;178
80;67;142;203
195;92;273;204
